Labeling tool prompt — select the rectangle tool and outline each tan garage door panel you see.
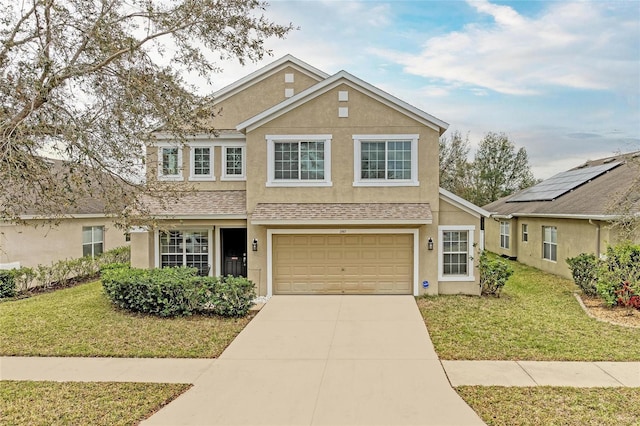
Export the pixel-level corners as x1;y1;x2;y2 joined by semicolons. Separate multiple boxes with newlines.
273;234;412;294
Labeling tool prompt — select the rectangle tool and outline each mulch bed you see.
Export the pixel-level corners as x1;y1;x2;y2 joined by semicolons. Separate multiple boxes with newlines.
578;295;640;328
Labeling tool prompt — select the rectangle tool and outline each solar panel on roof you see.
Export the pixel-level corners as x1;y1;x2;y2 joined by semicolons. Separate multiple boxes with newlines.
507;162;622;202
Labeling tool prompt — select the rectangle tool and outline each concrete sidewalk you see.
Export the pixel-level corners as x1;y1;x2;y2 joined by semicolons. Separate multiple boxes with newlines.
443;360;640;387
2;295;639;426
3;357;638;388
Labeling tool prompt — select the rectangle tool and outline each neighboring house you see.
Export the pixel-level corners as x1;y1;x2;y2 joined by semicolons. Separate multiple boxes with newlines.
0;159;130;269
131;55;488;296
484;151;640;279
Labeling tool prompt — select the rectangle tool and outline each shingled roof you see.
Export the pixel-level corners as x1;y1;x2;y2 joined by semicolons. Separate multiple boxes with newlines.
139;190;247;218
251;203;432;225
484;151;640;219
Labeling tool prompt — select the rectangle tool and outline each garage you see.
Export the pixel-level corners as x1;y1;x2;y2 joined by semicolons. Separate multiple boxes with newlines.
272;233;413;294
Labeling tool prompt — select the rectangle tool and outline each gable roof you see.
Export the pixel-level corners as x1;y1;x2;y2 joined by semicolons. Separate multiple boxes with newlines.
236;70;449;135
212;54;330;105
484;151;640;220
439;188;490;218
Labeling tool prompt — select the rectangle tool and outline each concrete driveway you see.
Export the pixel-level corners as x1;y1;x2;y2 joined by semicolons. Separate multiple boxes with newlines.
143;295;484;426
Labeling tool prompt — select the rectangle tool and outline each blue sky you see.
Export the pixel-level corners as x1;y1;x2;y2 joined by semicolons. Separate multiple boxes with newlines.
206;0;640;179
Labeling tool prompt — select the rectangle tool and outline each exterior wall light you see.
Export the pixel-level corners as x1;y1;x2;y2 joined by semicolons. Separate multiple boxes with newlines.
428;237;434;251
252;239;258;251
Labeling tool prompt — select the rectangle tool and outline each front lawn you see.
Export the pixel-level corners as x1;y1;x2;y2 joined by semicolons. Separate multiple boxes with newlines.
457;386;640;426
0;281;252;358
418;259;640;360
0;381;190;425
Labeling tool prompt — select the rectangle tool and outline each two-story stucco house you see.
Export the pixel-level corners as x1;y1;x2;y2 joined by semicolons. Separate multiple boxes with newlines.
130;55;488;296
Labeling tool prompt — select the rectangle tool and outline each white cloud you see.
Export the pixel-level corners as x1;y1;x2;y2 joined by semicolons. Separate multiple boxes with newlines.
374;0;640;95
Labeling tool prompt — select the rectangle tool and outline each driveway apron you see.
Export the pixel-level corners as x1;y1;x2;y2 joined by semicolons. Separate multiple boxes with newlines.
142;295;484;426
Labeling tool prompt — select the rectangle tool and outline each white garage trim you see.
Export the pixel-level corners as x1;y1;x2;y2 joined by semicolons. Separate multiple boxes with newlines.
266;228;419;296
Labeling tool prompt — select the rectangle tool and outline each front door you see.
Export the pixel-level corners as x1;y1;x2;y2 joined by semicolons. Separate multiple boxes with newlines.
221;228;247;277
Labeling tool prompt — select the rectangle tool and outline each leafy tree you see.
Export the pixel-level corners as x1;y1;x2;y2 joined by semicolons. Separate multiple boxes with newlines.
1;0;292;224
469;132;536;206
439;130;471;199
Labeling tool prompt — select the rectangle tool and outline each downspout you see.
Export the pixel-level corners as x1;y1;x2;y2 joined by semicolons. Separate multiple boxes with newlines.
588;219;601;258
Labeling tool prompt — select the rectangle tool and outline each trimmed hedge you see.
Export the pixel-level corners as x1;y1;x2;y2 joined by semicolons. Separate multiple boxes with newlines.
101;266;255;317
566;253;599;297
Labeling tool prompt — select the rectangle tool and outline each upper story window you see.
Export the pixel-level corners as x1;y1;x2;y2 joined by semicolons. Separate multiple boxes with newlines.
266;135;332;187
222;146;245;180
543;226;557;262
189;144;214;181
157;143;183;181
353;134;419;186
500;221;510;249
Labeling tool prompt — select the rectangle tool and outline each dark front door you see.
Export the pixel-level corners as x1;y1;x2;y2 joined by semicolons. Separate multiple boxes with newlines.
221;228;247;277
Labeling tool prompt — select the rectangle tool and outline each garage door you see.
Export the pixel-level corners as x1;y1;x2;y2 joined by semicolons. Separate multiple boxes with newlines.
273;234;413;294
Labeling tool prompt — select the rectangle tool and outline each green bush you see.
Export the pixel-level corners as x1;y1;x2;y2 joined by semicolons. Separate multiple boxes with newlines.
208;275;256;317
102;267;255;317
566;253;599;296
102;267;203;317
479;251;513;297
0;270;16;298
597;243;640;306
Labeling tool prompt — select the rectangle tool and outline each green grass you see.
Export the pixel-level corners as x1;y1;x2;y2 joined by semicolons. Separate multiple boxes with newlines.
0;381;190;426
0;281;252;358
418;259;640;360
457;386;640;426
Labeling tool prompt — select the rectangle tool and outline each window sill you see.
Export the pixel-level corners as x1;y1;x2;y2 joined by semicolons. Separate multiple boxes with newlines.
221;176;246;181
158;175;183;182
266;181;333;187
188;176;216;182
353;181;419;187
438;275;476;282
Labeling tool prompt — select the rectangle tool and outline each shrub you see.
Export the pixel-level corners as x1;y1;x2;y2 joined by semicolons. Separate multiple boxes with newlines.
0;270;16;298
206;275;256;317
11;267;36;292
102;267;255;317
614;281;640;310
597;242;640;306
102;266;204;317
566;253;599;296
479;251;513;297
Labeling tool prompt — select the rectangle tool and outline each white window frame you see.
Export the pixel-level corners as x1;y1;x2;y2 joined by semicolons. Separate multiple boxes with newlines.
188;142;214;181
157;142;183;181
82;226;104;258
500;221;510;249
522;223;529;242
543;226;558;262
154;228;214;276
221;144;246;181
353;134;419;187
438;225;475;282
266;134;332;187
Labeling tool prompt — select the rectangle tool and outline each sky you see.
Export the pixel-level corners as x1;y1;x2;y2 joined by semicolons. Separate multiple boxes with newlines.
203;0;640;179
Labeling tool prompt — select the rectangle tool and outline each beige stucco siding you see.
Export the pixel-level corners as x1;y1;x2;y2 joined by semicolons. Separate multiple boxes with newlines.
244;84;440;211
212;66;322;129
485;217;616;279
485;218;518;259
0;218;128;269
